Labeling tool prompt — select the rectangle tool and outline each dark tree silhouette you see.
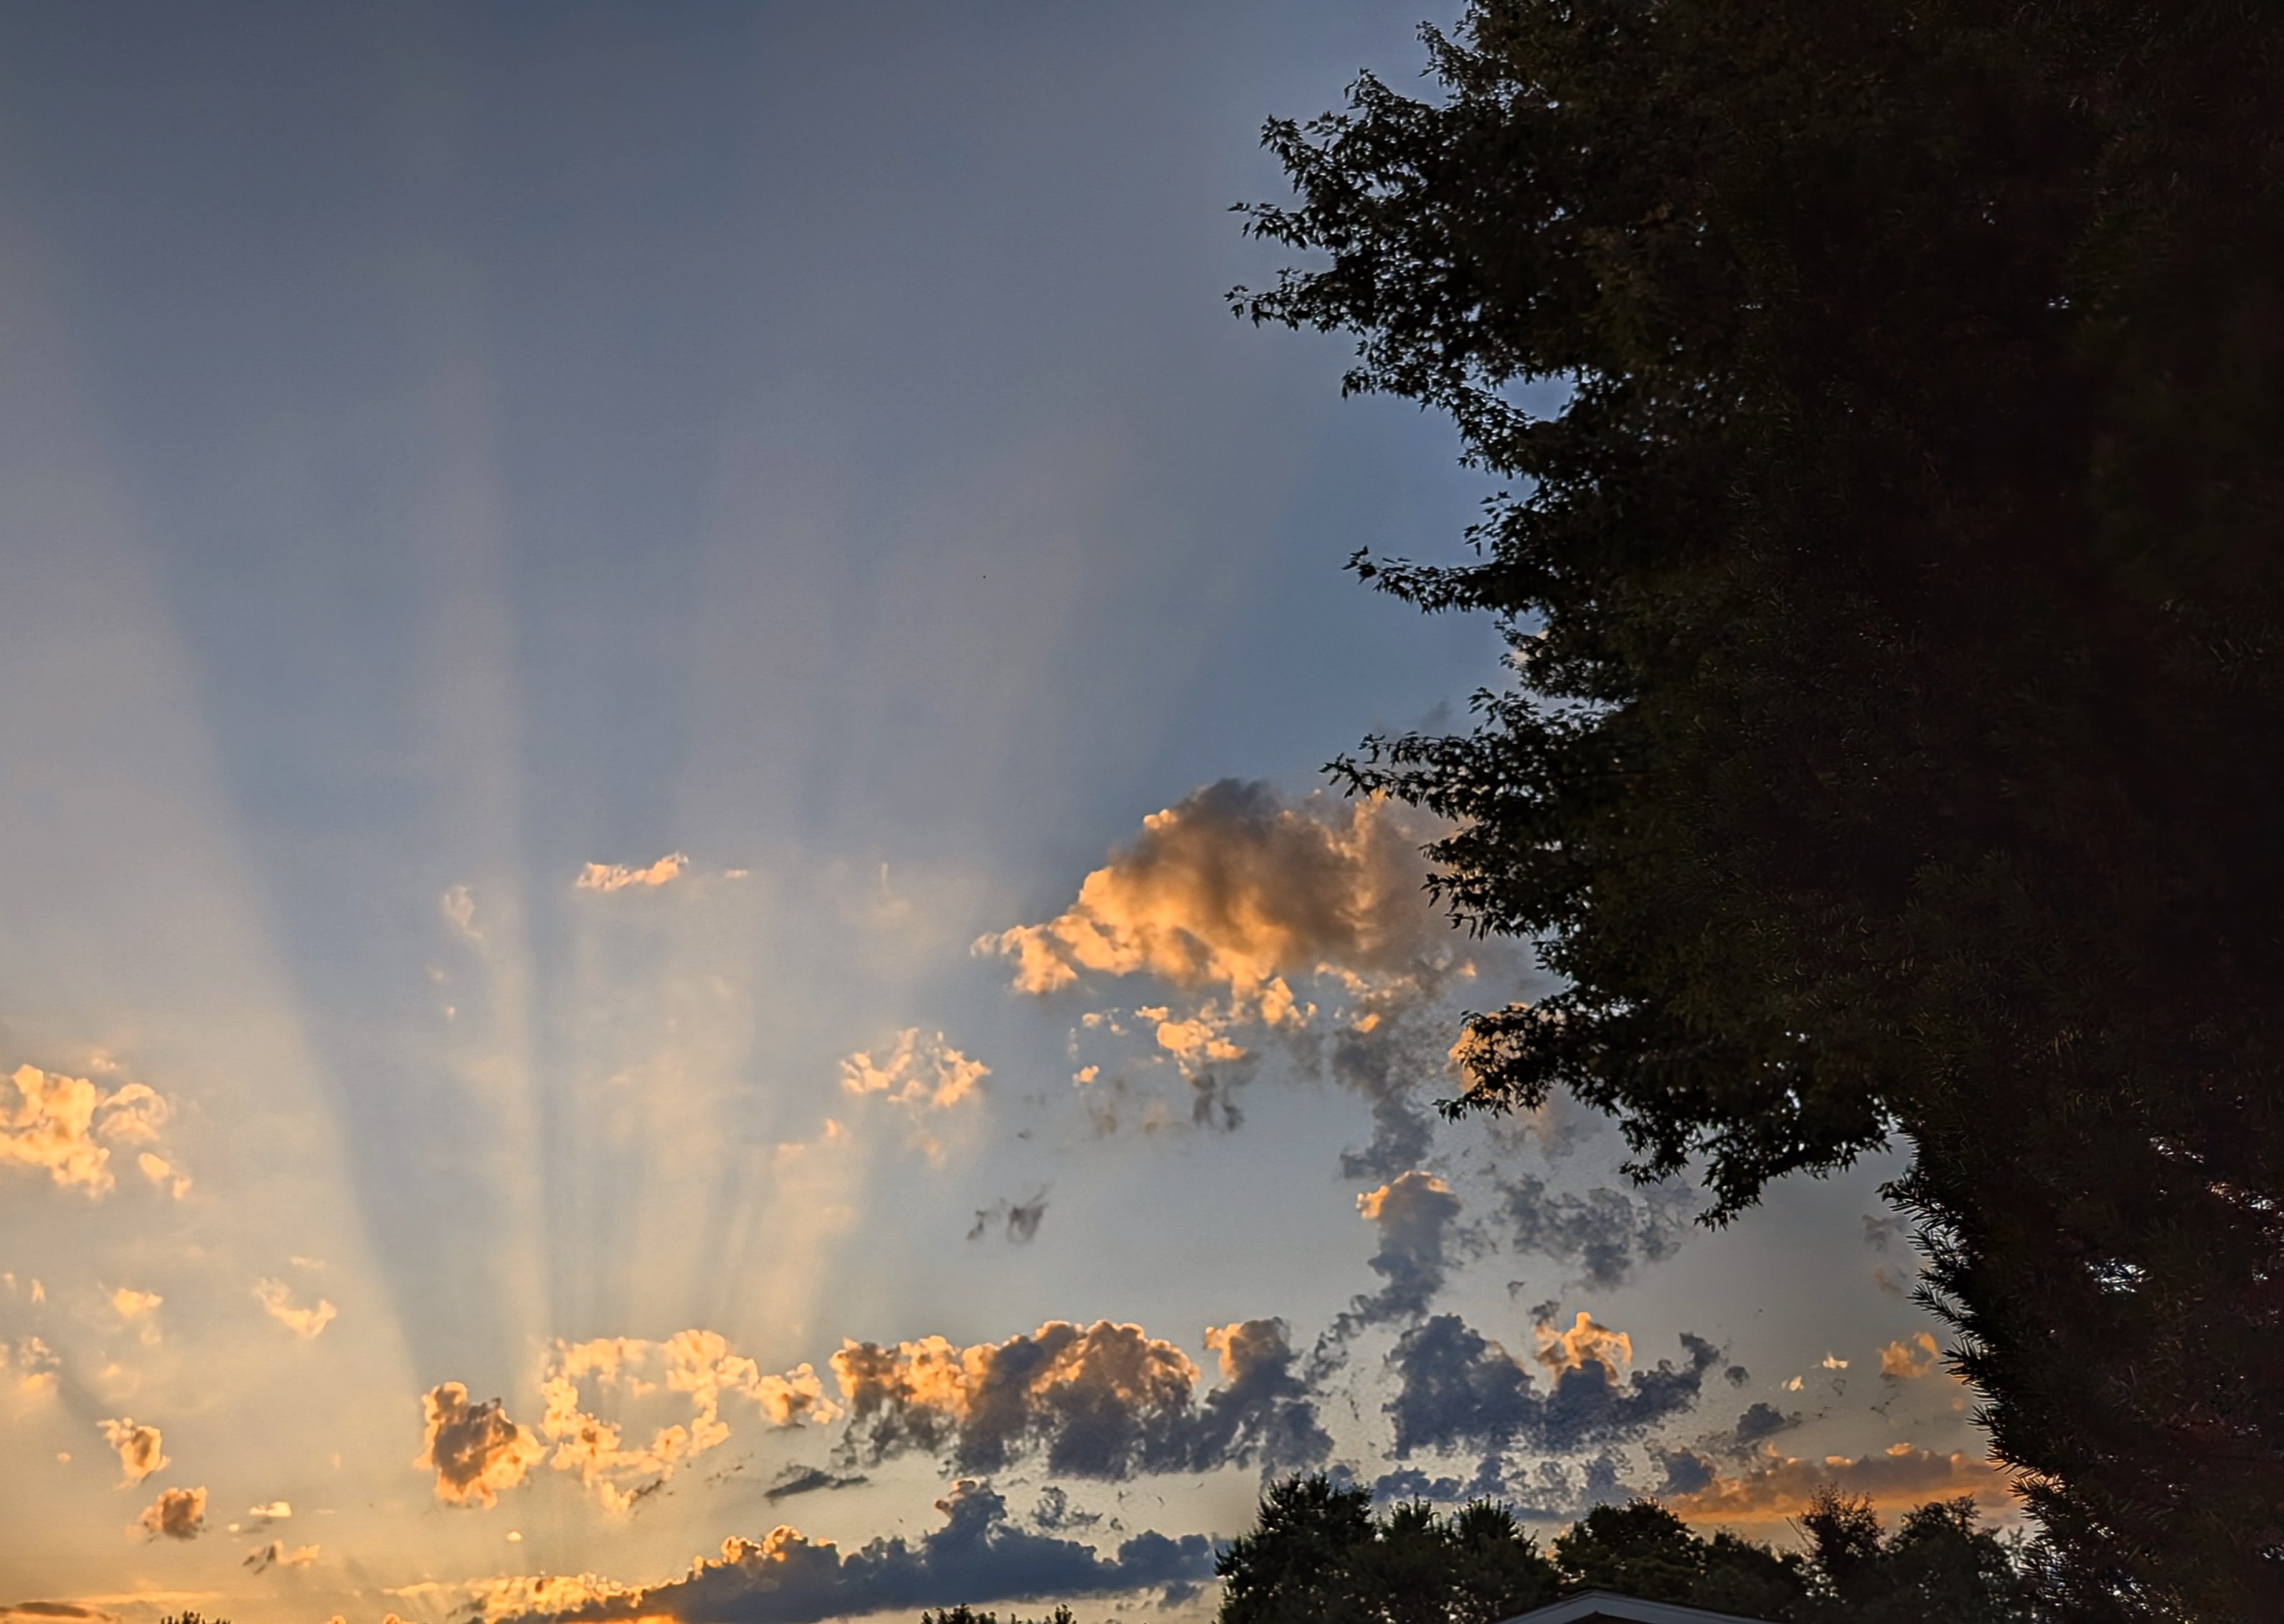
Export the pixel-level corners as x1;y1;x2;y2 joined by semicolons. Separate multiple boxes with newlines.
1237;4;2284;1615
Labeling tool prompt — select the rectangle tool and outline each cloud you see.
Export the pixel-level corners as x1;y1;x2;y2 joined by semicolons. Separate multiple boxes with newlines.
541;1332;838;1514
1879;1333;1940;1380
831;1317;1326;1481
499;1480;1214;1623
979;780;1446;1010
1385;1313;1719;1460
839;1031;990;1159
1728;1402;1800;1448
1862;1215;1912;1252
136;1486;205;1540
253;1278;337;1338
109;1288;161;1344
1499;1174;1694;1289
417;1384;544;1508
968;1191;1048;1244
3;1336;59;1405
1329;1173;1464;1341
242;1540;319;1573
763;1465;869;1503
0;1608;114;1623
575;854;690;892
440;883;481;940
839;1030;988;1110
0;1066;179;1197
98;1418;167;1484
1666;1443;2016;1526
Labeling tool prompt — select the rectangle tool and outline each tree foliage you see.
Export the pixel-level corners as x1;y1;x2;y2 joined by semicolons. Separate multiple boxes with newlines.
1212;1476;2034;1623
1237;3;2284;1614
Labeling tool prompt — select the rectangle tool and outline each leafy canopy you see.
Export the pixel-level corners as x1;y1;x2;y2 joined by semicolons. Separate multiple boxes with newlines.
1238;1;2284;1616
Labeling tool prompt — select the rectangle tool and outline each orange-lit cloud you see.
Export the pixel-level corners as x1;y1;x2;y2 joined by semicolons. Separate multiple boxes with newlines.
1667;1442;2016;1526
839;1030;988;1110
827;1316;1326;1482
1879;1332;1940;1379
1535;1311;1633;1378
539;1331;838;1514
136;1486;205;1540
0;1066;179;1197
98;1418;167;1484
4;1335;59;1407
417;1384;544;1508
575;852;689;892
242;1539;319;1573
253;1278;336;1339
977;782;1445;1020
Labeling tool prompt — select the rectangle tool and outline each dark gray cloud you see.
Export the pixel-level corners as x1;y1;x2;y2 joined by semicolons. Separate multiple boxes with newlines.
1653;1448;1716;1497
968;1192;1049;1244
136;1486;204;1540
536;1480;1212;1623
1331;1021;1435;1181
764;1465;869;1503
832;1317;1327;1483
1862;1214;1912;1252
1499;1174;1694;1290
1329;1172;1466;1344
1731;1402;1799;1448
1384;1314;1720;1460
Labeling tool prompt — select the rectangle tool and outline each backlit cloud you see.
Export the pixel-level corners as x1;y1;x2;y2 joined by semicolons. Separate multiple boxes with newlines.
978;782;1445;1020
1330;1172;1464;1340
417;1384;544;1508
1;1066;179;1197
98;1417;167;1483
1385;1313;1719;1460
496;1480;1213;1623
1666;1443;2015;1525
243;1539;320;1573
3;1335;60;1406
253;1278;337;1338
575;853;690;892
136;1486;205;1540
1499;1174;1694;1289
831;1316;1326;1481
1879;1333;1940;1379
541;1331;839;1514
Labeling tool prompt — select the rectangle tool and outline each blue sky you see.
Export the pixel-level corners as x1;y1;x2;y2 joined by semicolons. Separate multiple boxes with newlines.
0;7;1990;1623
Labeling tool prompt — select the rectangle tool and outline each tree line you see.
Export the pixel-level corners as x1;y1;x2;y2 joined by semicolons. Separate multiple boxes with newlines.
921;1473;2044;1624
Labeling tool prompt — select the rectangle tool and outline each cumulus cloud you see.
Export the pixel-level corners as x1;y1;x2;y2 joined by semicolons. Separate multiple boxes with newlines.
983;782;1508;1174
839;1031;989;1158
979;781;1444;1012
541;1331;837;1514
1728;1402;1801;1449
3;1335;60;1404
1329;1173;1465;1343
253;1278;336;1338
136;1486;205;1540
1879;1332;1940;1380
1384;1313;1719;1462
1;1066;179;1197
1499;1174;1693;1290
98;1417;167;1484
968;1192;1048;1244
1666;1443;2015;1525
501;1480;1213;1624
243;1539;319;1572
831;1317;1326;1481
418;1384;544;1508
576;854;689;892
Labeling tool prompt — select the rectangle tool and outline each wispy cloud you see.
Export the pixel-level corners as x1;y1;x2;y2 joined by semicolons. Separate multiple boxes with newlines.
575;854;690;892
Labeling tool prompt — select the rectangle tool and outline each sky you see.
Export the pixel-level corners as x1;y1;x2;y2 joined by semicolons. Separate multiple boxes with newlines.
0;6;2001;1623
